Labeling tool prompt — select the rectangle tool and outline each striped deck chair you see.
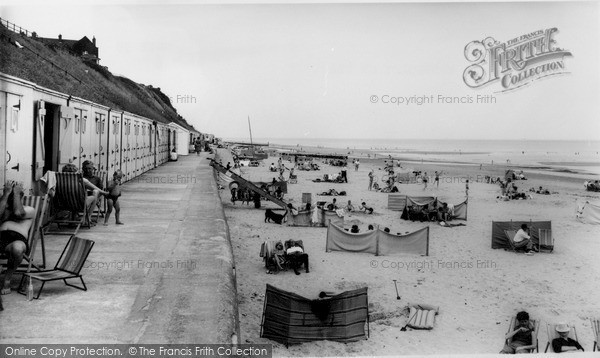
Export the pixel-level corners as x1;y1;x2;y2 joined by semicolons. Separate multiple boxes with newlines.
503;230;520;252
538;228;554;253
545;323;580;353
47;172;89;235
260;284;369;346
20;236;95;299
0;195;48;272
592;318;599;351
504;316;539;353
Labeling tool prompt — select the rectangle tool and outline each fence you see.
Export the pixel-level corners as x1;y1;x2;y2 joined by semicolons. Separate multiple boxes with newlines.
1;17;35;37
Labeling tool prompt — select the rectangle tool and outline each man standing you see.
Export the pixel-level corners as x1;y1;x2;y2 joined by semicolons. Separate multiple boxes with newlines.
341;163;348;183
368;170;374;191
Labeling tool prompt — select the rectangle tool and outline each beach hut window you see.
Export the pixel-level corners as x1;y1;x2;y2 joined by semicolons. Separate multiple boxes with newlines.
74;115;80;134
82;116;87;134
102;118;105;134
11;107;19;132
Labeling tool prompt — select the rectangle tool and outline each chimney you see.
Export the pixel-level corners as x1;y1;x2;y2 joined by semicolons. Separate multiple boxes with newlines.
58;34;62;40
92;36;96;46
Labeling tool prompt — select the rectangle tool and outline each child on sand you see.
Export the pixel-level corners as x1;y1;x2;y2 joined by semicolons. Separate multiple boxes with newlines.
104;170;124;226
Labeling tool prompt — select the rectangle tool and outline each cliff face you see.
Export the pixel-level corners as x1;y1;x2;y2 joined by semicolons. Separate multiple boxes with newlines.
0;23;194;129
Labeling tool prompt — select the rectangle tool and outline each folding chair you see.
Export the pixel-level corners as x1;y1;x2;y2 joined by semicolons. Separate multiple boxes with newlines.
45;172;89;235
0;195;48;272
592;318;599;351
538;228;554;253
503;230;522;252
545;323;579;353
288;174;298;184
504;316;539;353
260;240;284;272
20;236;95;299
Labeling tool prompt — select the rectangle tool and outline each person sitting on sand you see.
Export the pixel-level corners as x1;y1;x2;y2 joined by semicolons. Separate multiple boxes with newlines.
345;200;355;212
506;182;518;198
368;224;374;230
350;224;360;233
513;224;538;254
359;202;374;214
104;170;125;226
437;203;449;222
500;311;537;354
286;241;309;275
536;186;550;195
327;198;339;211
269;163;277;172
0;181;35;295
552;323;584;353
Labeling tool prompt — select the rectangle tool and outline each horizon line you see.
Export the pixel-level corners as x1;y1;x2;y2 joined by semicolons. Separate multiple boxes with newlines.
222;137;600;142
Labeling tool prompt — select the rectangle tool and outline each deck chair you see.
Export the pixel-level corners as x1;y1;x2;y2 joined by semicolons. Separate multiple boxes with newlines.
592;318;599;351
260;240;285;272
0;195;48;272
504;316;539;353
46;172;89;235
538;228;554;253
545;323;580;353
503;230;522;252
288;174;298;184
20;236;94;299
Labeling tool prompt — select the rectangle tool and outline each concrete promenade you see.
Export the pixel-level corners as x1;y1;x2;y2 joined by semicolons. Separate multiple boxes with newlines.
0;153;239;344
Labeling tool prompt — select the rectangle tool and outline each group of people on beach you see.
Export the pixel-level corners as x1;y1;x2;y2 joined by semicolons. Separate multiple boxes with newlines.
500;311;584;353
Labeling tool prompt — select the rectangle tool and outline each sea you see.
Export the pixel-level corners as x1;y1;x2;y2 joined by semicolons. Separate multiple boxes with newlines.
224;138;600;176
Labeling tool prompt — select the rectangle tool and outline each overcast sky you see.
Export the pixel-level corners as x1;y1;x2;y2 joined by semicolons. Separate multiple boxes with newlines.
1;1;599;140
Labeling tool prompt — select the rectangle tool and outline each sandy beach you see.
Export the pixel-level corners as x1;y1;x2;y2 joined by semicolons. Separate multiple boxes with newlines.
215;145;600;356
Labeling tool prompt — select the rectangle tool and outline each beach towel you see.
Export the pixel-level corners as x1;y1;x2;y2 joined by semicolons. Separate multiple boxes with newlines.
39;170;57;197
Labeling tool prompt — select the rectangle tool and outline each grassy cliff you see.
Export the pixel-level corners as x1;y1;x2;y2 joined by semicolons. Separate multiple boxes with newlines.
0;23;196;130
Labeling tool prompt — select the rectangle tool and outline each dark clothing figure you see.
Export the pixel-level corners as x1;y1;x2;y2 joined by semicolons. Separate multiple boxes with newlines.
288;252;309;275
552;337;583;353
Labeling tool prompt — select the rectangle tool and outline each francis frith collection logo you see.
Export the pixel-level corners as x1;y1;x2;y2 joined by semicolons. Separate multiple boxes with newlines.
463;28;572;92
